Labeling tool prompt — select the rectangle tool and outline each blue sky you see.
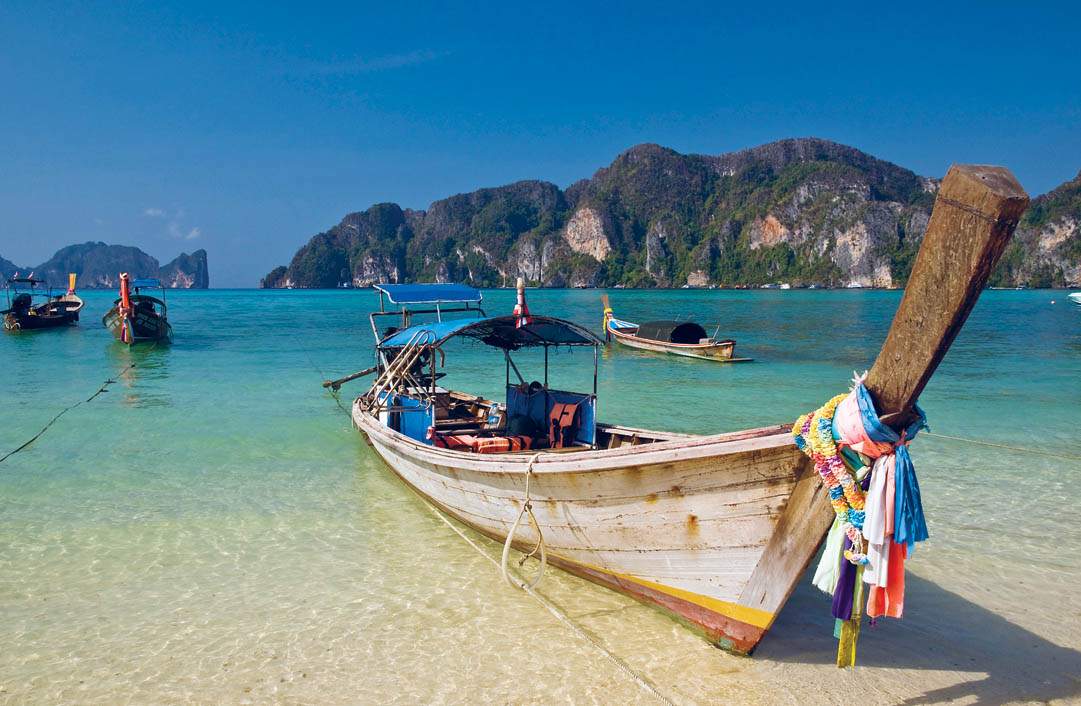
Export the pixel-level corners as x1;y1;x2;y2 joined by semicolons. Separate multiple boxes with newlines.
1;2;1079;286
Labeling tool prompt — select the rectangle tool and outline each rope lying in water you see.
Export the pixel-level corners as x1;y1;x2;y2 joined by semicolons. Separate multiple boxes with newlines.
924;431;1081;462
421;499;676;706
0;347;150;466
304;348;352;415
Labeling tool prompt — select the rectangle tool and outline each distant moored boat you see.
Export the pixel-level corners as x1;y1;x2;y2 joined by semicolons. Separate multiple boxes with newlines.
102;274;173;345
602;295;749;363
2;273;84;332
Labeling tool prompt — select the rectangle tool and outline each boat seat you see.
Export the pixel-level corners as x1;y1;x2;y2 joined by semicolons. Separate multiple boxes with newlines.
431;432;532;454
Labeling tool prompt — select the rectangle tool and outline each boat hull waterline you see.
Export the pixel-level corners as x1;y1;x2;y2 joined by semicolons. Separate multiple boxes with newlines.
353;402;832;653
103;307;173;344
607;325;750;362
3;303;81;331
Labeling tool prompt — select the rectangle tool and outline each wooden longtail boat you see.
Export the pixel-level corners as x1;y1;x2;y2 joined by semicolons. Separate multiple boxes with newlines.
102;274;173;345
602;296;749;362
347;166;1028;654
2;274;84;332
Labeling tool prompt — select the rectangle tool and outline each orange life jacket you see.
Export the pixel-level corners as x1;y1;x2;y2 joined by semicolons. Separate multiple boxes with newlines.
548;401;581;449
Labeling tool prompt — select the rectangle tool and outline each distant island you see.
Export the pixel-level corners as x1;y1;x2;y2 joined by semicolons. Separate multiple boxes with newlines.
263;138;1081;290
0;242;209;288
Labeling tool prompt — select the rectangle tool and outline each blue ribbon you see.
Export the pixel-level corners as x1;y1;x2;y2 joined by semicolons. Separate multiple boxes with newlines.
853;383;929;551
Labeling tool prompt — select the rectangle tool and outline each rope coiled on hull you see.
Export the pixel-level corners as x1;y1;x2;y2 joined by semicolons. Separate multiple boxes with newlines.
500;452;547;590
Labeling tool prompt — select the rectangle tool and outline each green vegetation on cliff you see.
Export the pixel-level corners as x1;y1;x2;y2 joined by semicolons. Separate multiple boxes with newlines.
264;139;1079;289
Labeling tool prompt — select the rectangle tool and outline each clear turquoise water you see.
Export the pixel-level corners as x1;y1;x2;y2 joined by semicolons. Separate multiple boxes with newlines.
2;288;1080;704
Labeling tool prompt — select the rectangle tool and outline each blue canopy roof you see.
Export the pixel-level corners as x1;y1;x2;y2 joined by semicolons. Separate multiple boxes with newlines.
379;315;601;350
132;278;163;289
374;283;482;305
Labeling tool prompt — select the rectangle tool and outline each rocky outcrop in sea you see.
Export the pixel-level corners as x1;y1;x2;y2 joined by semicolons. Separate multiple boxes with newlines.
0;243;209;288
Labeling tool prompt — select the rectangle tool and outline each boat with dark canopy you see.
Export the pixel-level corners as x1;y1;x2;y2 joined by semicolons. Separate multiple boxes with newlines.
2;274;84;332
339;166;1030;658
602;295;749;362
102;274;173;345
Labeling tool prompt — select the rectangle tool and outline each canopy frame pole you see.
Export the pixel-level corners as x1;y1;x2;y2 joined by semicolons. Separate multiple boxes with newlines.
430;345;437;397
544;345;549;388
505;351;526;385
593;345;598;397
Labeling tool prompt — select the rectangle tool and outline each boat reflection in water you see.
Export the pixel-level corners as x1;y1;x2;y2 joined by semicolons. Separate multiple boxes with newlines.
107;337;172;408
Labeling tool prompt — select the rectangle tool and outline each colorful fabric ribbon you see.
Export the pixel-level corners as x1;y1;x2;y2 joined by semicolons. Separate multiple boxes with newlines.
792;375;929;667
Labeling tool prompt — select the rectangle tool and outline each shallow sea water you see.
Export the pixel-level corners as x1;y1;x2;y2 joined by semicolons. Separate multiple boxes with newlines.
1;288;1080;704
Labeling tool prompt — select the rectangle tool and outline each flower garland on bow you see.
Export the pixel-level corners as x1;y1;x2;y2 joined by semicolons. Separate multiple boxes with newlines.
792;374;929;667
793;392;869;565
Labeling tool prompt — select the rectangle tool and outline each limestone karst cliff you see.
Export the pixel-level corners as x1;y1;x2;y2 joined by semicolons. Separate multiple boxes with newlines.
1;243;209;288
263;139;1078;289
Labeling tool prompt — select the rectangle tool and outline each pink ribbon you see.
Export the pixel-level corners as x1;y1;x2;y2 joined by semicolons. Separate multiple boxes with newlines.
833;392;895;459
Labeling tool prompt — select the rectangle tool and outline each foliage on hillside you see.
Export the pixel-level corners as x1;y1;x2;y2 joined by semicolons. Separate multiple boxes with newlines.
263;139;1078;289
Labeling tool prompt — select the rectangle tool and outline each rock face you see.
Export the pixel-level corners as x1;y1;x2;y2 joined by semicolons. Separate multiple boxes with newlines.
1;242;210;289
0;256;19;281
990;171;1081;287
159;249;210;288
563;207;611;261
263;138;1080;288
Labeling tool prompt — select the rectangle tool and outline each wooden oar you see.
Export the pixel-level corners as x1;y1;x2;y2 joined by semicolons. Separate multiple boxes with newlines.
862;165;1029;427
322;365;378;391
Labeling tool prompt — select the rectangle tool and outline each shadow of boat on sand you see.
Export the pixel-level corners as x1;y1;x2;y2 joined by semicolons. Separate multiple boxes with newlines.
757;572;1081;704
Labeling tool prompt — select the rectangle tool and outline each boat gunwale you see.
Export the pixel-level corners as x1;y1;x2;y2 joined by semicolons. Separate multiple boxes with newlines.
352;397;795;475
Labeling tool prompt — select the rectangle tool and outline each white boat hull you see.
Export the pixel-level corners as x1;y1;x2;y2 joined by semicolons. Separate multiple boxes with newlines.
353;399;833;653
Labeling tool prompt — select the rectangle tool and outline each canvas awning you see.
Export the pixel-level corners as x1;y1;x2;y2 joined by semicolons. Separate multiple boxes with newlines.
636;320;709;344
378;315;601;350
374;283;483;305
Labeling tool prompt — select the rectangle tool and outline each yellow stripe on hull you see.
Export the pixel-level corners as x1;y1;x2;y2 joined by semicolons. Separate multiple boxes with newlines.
562;554;775;630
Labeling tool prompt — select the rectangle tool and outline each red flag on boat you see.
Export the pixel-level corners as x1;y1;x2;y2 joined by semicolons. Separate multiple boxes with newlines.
118;273;133;343
513;277;533;328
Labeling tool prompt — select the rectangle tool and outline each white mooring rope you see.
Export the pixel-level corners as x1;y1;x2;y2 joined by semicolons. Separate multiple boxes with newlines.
500;452;547;589
421;499;676;706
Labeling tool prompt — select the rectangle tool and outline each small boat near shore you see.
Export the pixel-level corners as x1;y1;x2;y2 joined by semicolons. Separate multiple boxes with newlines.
2;274;84;332
340;165;1029;655
1068;292;1081;305
602;295;749;362
103;274;173;345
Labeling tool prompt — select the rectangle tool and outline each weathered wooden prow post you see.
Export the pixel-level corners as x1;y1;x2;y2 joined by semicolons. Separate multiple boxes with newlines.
864;165;1030;426
738;166;1028;646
